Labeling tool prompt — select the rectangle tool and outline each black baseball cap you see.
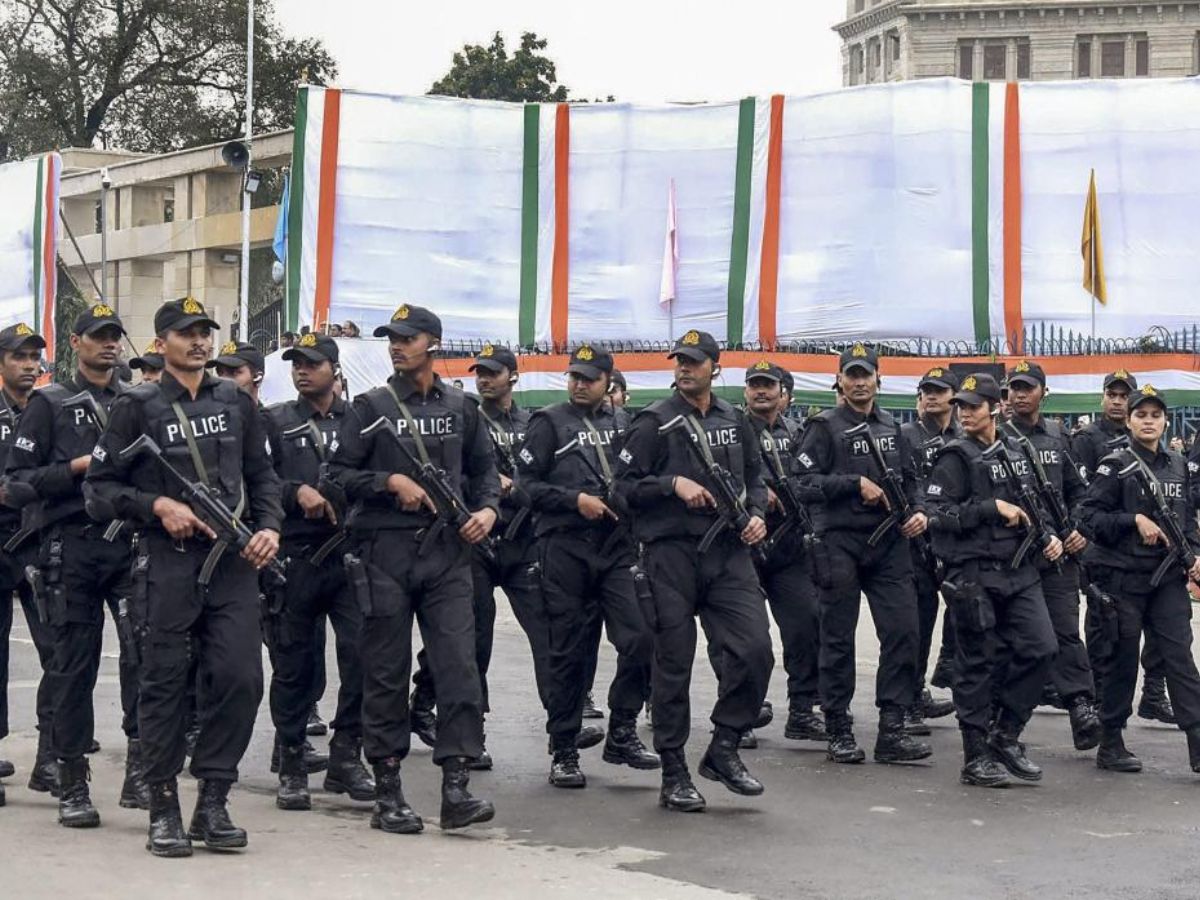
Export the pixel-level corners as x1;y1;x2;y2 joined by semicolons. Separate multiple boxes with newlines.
207;340;265;373
373;304;442;339
919;365;959;391
952;373;1003;406
668;329;720;364
0;322;46;351
155;297;221;333
72;303;125;337
566;344;613;381
1103;369;1138;391
839;342;878;374
469;344;518;374
1006;360;1046;388
1128;384;1168;412
745;360;785;384
130;340;164;371
282;332;339;365
610;368;628;392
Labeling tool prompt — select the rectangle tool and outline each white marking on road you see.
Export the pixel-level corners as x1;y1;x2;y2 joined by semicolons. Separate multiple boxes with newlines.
870;806;896;814
1085;831;1136;839
971;820;985;827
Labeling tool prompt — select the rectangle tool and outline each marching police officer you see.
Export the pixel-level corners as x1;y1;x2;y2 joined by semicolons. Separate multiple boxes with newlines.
616;329;773;812
0;324;58;807
1078;385;1200;775
5;304;144;827
208;340;265;402
1003;361;1100;751
330;303;497;835
516;344;658;788
86;297;283;857
263;332;373;811
900;366;961;734
925;373;1061;788
795;343;931;765
1073;370;1175;725
129;341;164;384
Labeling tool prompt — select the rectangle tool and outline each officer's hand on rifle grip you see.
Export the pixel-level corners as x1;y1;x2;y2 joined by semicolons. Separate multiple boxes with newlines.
499;473;515;497
859;476;889;510
243;529;280;569
577;493;617;522
741;515;767;546
152;496;218;541
1063;530;1087;555
765;487;782;514
995;499;1029;529
70;454;92;475
297;484;336;524
1043;535;1064;563
901;511;928;538
673;476;715;510
1135;513;1165;546
387;473;435;513
459;507;497;544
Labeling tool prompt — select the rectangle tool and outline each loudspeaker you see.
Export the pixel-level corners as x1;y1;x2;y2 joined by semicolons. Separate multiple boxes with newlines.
221;141;250;169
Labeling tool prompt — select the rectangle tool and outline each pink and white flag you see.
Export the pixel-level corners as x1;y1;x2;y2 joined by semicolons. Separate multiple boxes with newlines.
659;178;679;309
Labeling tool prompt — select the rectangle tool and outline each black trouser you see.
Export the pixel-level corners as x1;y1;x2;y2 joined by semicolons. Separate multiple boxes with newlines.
812;530;919;716
1040;561;1094;700
136;532;263;784
541;531;652;747
51;527;138;760
914;555;956;692
1094;569;1200;732
1086;594;1166;687
353;529;482;765
950;569;1058;731
268;542;364;749
641;535;773;753
0;537;58;741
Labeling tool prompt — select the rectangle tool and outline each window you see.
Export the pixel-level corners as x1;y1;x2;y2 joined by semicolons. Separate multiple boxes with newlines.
1078;41;1092;77
1017;42;1031;80
1101;41;1125;77
959;44;974;80
1136;39;1149;76
873;42;882;67
984;44;1007;80
891;32;901;62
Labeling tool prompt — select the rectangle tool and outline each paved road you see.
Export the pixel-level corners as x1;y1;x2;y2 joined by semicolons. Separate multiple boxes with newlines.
3;598;1200;900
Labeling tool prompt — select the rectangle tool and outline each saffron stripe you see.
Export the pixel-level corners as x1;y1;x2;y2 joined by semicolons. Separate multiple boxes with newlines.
32;157;43;334
971;83;990;348
286;88;308;332
313;88;341;331
518;104;540;347
1002;83;1024;347
757;95;784;348
550;103;570;348
726;97;755;345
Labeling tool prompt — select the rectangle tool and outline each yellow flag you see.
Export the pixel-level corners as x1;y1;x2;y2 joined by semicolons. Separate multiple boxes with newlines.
1082;169;1107;305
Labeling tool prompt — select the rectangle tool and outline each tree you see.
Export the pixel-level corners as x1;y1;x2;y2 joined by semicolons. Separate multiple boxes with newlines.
430;32;571;103
0;0;337;161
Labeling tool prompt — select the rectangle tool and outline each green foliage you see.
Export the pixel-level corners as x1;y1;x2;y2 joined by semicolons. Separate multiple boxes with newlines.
429;32;571;103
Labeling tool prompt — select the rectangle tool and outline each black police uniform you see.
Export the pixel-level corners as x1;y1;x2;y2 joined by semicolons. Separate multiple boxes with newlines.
616;330;774;809
517;346;656;785
795;345;929;762
925;374;1058;786
1078;403;1200;772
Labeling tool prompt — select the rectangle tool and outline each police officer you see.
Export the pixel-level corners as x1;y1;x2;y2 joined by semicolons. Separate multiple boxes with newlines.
330;303;496;835
925;373;1061;788
795;343;931;765
129;342;164;384
1073;370;1174;725
900;366;961;735
86;297;283;857
1078;385;1200;775
517;344;658;788
207;340;265;401
0;324;58;807
616;329;773;812
1003;361;1100;751
263;332;373;810
5;304;144;827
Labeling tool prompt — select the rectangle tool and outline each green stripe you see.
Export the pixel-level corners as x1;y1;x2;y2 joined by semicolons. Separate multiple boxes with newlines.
726;97;755;344
518;104;540;347
32;157;44;326
286;87;309;332
971;83;990;349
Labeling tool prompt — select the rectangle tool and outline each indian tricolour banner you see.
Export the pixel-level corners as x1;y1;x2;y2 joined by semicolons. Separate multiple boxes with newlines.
0;153;61;358
285;78;1200;348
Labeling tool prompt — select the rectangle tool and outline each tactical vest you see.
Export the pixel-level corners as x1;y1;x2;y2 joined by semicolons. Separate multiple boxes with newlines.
1103;448;1190;568
901;419;959;484
266;400;343;542
0;394;21;530
1007;419;1071;493
479;402;530;528
38;381;123;526
809;407;906;533
931;436;1031;565
527;402;620;537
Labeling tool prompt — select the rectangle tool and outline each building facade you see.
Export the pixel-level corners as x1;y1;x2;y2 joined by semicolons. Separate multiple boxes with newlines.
834;1;1200;85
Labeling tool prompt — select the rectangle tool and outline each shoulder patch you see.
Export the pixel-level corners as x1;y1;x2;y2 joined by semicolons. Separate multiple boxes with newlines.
618;447;633;465
1096;464;1112;477
926;483;943;496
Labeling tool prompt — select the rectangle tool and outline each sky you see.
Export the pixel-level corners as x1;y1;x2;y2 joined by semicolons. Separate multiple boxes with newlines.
272;0;846;104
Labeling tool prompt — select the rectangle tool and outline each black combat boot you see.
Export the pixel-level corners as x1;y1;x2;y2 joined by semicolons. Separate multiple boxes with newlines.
988;710;1042;782
903;705;931;737
581;691;604;719
1040;684;1066;710
576;723;605;750
27;730;59;797
119;737;150;810
410;688;438;748
270;733;328;774
439;756;495;830
602;711;660;769
921;688;955;719
188;779;248;849
825;711;866;764
323;732;375;801
959;726;1010;788
1095;726;1142;773
0;758;12;778
875;705;933;763
738;729;758;749
1067;694;1102;751
276;743;312;811
784;705;827;741
698;725;764;795
146;779;192;857
1187;726;1200;773
306;702;327;736
1137;675;1176;724
753;701;774;730
549;748;587;789
370;758;423;834
658;748;706;813
470;718;493;771
58;757;100;828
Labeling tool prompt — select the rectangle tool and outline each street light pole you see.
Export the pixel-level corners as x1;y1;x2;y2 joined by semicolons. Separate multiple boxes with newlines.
239;0;255;339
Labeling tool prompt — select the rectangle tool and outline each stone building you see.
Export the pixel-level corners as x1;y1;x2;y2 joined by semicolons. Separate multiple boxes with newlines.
834;0;1200;85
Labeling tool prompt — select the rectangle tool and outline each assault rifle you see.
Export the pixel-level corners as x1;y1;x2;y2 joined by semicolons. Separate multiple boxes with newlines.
755;430;817;557
554;436;629;555
1118;452;1198;587
981;440;1059;571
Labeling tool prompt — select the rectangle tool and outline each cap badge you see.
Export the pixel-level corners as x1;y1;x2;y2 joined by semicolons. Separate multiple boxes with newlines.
851;342;868;358
182;298;203;315
480;343;495;358
1141;385;1157;396
962;376;978;391
299;333;318;348
576;345;595;362
681;330;701;346
1114;368;1129;380
1014;360;1031;373
92;304;115;318
220;341;238;356
143;340;158;354
392;305;410;321
927;367;943;378
753;360;772;371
